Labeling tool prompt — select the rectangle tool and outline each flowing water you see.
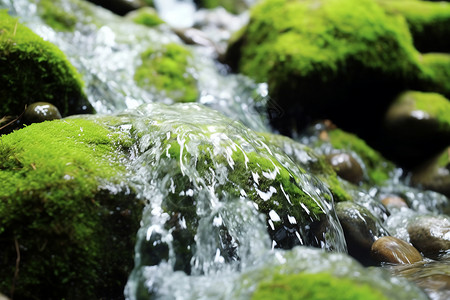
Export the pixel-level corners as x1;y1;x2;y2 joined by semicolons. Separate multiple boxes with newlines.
1;0;449;299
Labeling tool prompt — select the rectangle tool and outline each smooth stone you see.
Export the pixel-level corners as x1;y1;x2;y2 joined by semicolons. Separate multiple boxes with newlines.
326;152;364;184
408;215;450;258
336;201;389;265
23;102;62;124
381;196;409;209
371;236;422;264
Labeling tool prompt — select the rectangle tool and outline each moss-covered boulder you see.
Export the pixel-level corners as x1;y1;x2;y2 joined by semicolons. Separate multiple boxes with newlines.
235;247;428;300
260;132;351;202
377;0;450;53
124;103;344;278
382;91;450;166
134;42;199;103
421;53;450;98
0;118;143;299
252;272;389;300
194;0;251;14
0;10;93;118
225;0;426;134
126;7;165;27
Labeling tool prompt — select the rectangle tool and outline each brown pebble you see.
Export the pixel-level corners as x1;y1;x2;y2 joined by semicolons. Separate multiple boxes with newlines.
326;152;364;184
381;196;408;209
371;236;422;264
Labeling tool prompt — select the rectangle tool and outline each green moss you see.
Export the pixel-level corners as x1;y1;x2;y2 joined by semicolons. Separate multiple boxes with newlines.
37;0;77;32
0;119;142;299
401;91;450;131
251;272;389;300
0;10;93;117
134;43;199;103
259;132;351;202
227;0;425;125
197;0;249;14
327;129;395;185
377;0;450;52
421;53;450;98
128;7;164;27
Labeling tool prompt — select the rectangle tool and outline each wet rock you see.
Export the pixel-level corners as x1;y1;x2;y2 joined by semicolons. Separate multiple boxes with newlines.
326;152;364;185
381;195;409;210
87;0;145;16
336;201;390;265
382;91;450;167
320;128;395;185
23;102;62;124
0;11;93;117
408;215;450;259
411;147;450;198
371;236;422;264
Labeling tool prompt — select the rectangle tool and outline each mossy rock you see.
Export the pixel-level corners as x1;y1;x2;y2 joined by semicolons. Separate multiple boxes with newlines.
377;0;450;53
317;128;395;185
226;0;426;134
260;132;351;202
251;272;389;300
0;118;143;299
126;7;165;27
194;0;250;14
0;10;93;118
36;0;78;32
421;53;450;98
126;103;336;274
411;145;450;197
382;91;450;166
134;43;199;103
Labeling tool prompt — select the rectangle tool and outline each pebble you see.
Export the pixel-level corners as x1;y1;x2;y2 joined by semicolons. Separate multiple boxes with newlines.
326;152;364;184
381;196;409;209
23;102;62;124
371;236;422;264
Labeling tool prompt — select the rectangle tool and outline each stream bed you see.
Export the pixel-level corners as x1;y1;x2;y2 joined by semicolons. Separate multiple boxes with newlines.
1;0;449;299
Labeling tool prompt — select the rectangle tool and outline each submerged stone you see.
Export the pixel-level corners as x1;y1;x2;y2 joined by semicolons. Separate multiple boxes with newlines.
0;118;142;299
0;10;93;117
126;7;165;27
260;132;351;202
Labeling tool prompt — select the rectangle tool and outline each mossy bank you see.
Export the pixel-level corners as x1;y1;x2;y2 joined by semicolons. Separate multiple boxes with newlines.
0;118;142;299
0;10;93;118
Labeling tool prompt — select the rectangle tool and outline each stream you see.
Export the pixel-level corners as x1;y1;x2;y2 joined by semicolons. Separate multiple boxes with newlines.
1;0;449;299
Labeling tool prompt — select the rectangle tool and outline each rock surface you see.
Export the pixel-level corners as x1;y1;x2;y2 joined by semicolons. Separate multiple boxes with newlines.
371;236;423;264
